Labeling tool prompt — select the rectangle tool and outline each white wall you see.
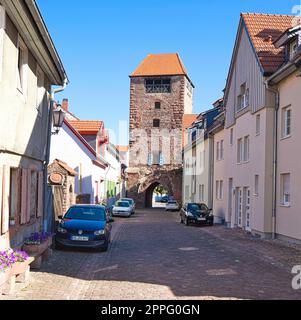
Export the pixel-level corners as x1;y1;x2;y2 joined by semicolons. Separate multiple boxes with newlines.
50;123;106;205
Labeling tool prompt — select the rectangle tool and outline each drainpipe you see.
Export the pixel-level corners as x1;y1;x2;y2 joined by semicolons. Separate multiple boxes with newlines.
265;81;279;240
43;79;68;232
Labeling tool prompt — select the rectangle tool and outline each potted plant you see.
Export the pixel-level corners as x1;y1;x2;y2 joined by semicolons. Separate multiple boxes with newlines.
10;250;31;276
22;232;54;256
0;251;13;288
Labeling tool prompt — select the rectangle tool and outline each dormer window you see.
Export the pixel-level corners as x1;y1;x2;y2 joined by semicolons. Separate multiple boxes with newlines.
237;83;249;112
289;40;298;60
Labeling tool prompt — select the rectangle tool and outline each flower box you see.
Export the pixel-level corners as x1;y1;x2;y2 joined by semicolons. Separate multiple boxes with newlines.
0;268;12;288
11;257;34;276
22;238;51;256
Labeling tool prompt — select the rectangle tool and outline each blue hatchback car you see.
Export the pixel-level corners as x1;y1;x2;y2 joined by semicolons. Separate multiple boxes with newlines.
55;205;112;251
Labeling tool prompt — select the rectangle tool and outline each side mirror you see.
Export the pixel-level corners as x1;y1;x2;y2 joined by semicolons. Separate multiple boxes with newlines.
58;215;64;220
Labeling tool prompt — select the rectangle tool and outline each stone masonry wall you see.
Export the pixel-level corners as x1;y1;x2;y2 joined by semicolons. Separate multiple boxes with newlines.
128;75;188;208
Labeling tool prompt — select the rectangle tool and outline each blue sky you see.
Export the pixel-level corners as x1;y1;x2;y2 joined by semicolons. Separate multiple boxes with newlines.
38;0;300;145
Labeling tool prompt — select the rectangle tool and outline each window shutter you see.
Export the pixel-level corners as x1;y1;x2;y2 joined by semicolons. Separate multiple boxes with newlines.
0;166;3;234
20;169;28;225
26;169;31;223
37;171;43;218
1;165;10;234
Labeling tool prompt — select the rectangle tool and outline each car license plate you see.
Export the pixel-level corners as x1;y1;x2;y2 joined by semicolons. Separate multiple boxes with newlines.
198;218;206;221
71;236;89;241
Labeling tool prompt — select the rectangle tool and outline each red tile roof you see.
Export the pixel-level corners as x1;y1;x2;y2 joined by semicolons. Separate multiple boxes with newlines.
68;120;103;134
241;13;298;74
131;53;189;78
183;114;198;130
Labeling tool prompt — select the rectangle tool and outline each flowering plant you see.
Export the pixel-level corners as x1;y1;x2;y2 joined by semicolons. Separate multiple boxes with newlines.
24;232;54;245
0;250;29;273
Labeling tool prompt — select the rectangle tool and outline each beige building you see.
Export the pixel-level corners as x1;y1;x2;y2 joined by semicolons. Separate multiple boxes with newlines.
209;110;226;224
267;25;301;242
221;13;301;240
0;0;67;250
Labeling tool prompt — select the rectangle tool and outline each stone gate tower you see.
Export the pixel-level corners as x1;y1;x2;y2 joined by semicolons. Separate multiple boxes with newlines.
127;53;194;208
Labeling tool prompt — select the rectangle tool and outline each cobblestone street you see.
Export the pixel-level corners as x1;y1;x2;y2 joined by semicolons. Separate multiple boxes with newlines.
2;209;301;300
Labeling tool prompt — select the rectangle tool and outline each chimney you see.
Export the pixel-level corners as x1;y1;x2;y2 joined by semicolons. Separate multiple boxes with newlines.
62;99;69;112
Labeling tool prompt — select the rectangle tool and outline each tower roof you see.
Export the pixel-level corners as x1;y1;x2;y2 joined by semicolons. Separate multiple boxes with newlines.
131;53;193;84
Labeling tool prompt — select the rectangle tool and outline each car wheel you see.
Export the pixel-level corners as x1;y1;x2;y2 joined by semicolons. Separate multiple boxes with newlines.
55;240;63;251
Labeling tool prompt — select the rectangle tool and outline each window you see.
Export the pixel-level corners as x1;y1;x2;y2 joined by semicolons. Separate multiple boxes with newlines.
237;83;249;112
216;181;223;200
153;119;160;128
254;175;259;196
145;78;171;93
290;40;298;60
219;181;223;199
9;168;21;223
17;36;28;94
147;154;153;166
237;138;243;163
155;102;161;109
280;174;290;206
243;136;250;162
36;66;45;116
230;128;234;145
159;152;164;166
0;5;5;81
216;142;220;161
282;106;292;138
220;140;224;160
256;114;261;136
199;184;205;202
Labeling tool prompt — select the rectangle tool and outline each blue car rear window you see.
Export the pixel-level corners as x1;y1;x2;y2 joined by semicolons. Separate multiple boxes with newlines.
64;207;106;221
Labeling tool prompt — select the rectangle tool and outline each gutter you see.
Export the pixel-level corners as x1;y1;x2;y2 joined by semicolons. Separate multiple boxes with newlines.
264;81;279;240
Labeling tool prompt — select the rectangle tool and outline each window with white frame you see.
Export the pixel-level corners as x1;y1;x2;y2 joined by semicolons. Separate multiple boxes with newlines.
36;66;45;116
230;128;234;145
216;180;223;200
216;140;224;161
256;114;261;136
280;173;290;206
289;40;298;60
199;184;205;202
237;136;249;163
219;180;223;199
0;5;5;81
243;136;250;162
17;36;28;95
237;83;249;112
254;175;259;196
216;141;220;161
237;138;243;163
282;106;292;138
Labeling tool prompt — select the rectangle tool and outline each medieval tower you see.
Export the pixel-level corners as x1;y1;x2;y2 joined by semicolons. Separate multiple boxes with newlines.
127;53;194;208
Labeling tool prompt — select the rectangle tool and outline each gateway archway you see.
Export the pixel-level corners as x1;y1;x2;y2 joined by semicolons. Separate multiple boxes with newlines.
145;182;170;208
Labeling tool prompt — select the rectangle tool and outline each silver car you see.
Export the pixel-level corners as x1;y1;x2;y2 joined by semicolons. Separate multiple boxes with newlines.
112;201;132;217
120;198;136;214
166;200;180;212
